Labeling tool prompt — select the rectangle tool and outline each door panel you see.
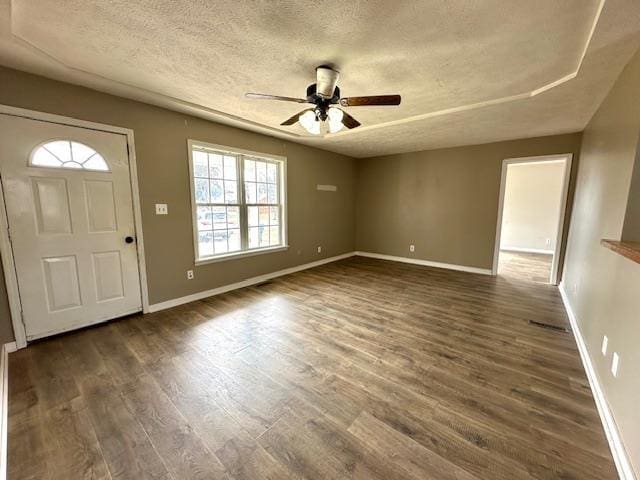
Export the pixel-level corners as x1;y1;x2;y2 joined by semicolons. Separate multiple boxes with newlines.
85;180;117;232
42;255;82;312
0;115;142;340
92;251;125;302
31;177;73;234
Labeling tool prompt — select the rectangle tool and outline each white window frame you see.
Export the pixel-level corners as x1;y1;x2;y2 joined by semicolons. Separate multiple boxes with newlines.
187;139;288;265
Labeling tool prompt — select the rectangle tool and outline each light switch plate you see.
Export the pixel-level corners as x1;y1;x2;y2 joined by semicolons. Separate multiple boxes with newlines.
156;203;168;215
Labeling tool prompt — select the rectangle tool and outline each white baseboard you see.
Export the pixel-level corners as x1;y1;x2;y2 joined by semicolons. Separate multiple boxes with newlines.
500;246;554;255
0;342;14;480
354;251;493;275
559;282;636;480
148;252;357;312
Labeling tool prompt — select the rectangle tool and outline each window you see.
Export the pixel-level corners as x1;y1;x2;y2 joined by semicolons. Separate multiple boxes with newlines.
188;141;286;263
30;140;109;171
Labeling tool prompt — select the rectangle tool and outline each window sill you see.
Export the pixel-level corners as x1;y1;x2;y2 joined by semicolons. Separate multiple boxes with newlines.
195;245;289;266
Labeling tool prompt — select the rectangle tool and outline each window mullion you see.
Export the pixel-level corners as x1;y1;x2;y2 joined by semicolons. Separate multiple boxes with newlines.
238;154;248;251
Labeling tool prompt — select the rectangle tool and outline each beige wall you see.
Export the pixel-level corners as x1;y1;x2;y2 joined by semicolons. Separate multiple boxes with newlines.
0;67;357;343
622;141;640;241
500;161;566;253
562;48;640;473
355;134;582;270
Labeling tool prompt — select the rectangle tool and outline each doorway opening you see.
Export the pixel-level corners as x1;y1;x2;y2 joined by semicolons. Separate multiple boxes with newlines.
492;154;572;285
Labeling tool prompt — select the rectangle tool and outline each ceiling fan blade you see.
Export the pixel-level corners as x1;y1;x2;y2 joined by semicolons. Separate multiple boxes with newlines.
316;66;339;99
339;95;401;107
280;108;313;126
246;93;308;103
340;109;361;129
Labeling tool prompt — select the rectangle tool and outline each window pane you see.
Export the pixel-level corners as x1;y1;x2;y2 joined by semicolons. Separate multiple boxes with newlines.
83;155;109;171
214;230;228;254
248;227;259;248
225;206;239;229
228;229;241;252
256;161;267;182
193;151;208;177
44;140;72;162
245;182;256;203
270;206;279;225
209;154;223;178
267;183;277;204
257;183;268;203
199;231;213;257
212;206;227;229
195;178;210;203
72;142;97;164
196;206;212;231
210;180;224;203
267;163;277;183
32;148;62;167
248;206;259;227
244;159;256;182
224;180;237;204
269;226;280;246
259;226;270;247
224;156;237;180
258;207;269;226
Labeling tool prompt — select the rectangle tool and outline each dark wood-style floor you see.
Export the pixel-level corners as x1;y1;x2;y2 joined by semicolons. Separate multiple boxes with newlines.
8;254;616;480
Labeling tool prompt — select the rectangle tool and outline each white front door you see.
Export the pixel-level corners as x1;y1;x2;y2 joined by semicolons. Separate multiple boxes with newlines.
0;115;142;340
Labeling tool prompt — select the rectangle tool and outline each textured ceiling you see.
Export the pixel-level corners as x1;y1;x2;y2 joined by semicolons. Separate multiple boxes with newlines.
1;0;640;157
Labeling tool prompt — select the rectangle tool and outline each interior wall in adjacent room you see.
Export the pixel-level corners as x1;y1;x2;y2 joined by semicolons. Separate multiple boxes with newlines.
500;160;566;253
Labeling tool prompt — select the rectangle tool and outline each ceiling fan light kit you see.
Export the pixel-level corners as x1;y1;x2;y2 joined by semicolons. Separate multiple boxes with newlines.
245;65;401;135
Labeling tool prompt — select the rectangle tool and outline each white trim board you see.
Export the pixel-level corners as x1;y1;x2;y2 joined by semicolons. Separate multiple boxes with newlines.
0;342;15;480
0;104;150;349
355;251;493;275
148;252;357;312
500;247;554;255
559;283;636;480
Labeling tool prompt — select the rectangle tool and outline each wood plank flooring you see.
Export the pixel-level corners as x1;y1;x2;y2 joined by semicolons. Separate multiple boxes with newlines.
498;250;553;284
8;255;616;479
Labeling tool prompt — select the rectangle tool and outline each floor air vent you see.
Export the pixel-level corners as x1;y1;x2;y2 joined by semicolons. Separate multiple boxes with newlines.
528;320;569;333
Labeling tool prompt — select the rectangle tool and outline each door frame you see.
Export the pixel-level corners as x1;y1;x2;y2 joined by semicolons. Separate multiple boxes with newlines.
492;153;573;285
0;105;150;349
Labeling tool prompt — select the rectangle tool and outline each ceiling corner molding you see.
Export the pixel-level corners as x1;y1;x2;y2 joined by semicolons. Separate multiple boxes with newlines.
326;0;607;139
9;0;606;143
9;33;305;142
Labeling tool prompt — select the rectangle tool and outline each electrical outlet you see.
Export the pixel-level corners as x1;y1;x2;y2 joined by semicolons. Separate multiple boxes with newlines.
611;352;620;377
601;336;608;356
156;203;168;215
187;270;194;280
409;245;415;253
545;238;551;246
317;246;322;254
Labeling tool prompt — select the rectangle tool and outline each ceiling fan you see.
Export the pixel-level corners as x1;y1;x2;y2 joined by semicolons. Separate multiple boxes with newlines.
245;65;401;135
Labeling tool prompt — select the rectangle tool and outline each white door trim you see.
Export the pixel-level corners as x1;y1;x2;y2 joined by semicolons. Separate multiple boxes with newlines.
492;153;573;285
0;104;149;349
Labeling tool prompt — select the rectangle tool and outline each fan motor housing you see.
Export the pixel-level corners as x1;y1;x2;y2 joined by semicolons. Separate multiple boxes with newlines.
306;84;340;120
